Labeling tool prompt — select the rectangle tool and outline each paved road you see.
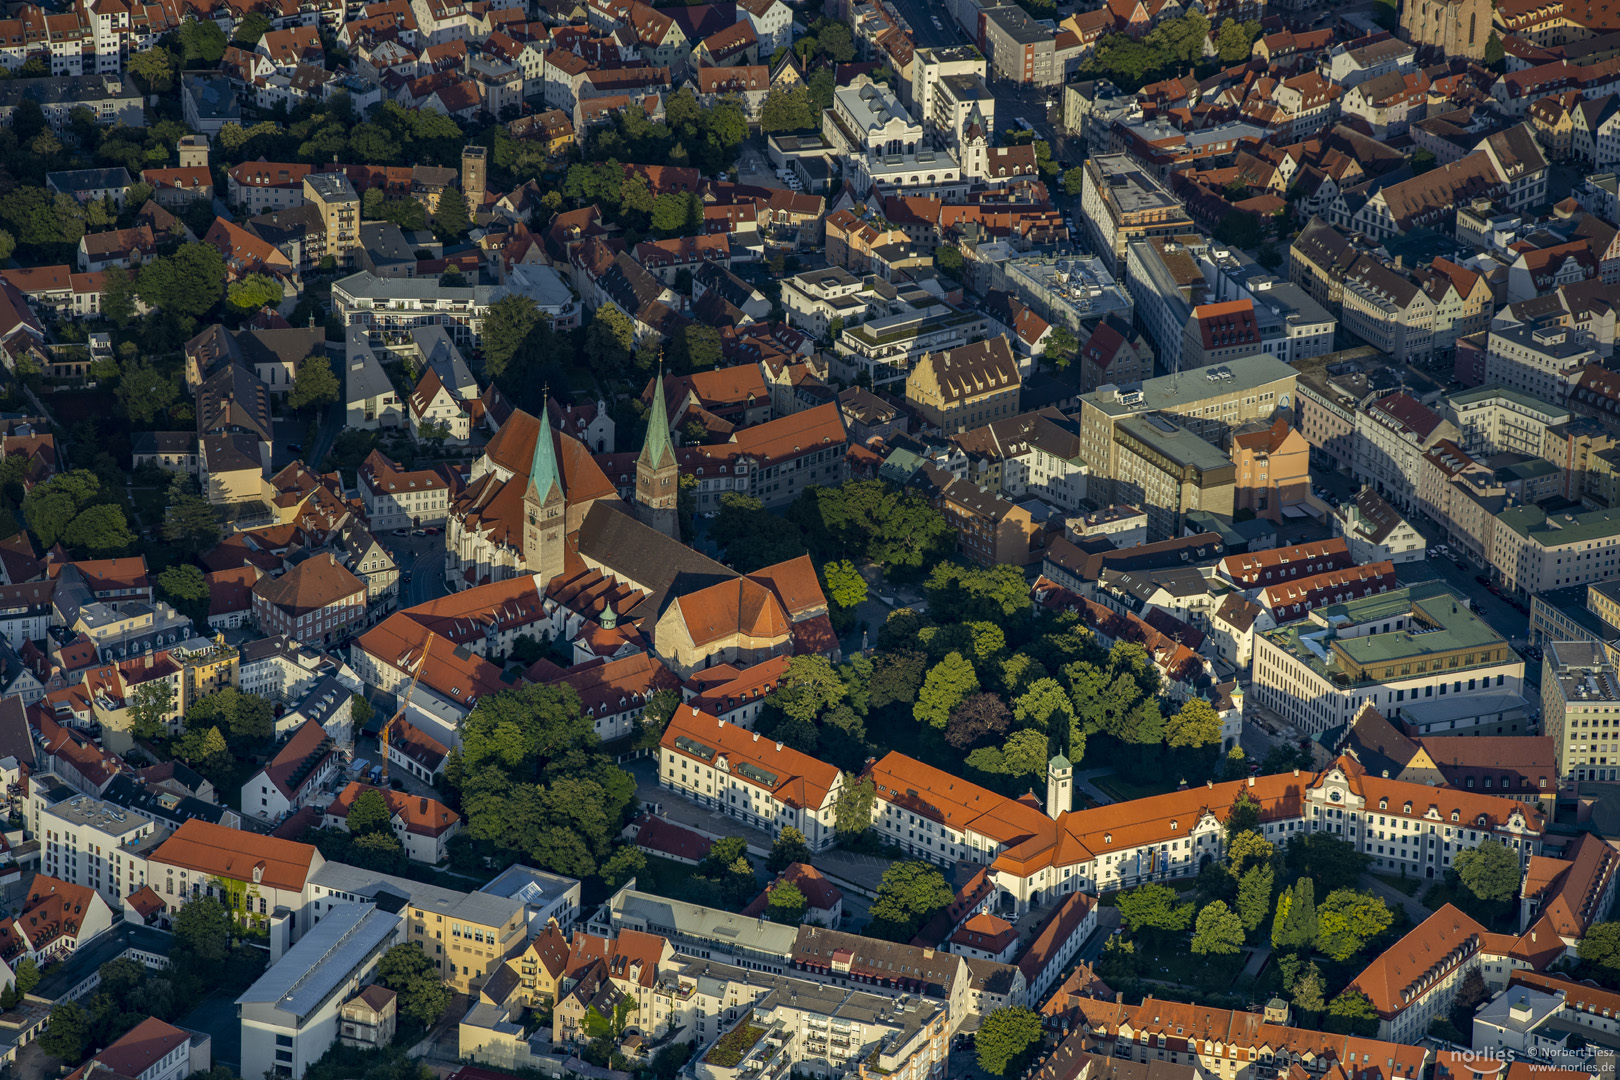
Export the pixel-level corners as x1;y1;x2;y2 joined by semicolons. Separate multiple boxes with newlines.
885;0;971;49
1074;768;1117;806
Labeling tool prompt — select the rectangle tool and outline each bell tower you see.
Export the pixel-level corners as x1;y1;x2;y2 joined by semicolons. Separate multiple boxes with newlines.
523;405;566;588
1046;753;1072;820
636;372;679;538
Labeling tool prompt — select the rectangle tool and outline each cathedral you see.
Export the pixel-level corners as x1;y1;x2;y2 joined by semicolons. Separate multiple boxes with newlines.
1400;0;1490;59
445;376;680;591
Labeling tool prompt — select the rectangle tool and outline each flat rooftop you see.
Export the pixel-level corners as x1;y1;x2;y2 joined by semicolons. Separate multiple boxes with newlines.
1083;352;1297;418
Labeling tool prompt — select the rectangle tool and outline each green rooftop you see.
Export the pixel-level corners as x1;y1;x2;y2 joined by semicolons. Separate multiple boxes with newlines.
1496;505;1620;547
1260;581;1516;686
1447;384;1569;418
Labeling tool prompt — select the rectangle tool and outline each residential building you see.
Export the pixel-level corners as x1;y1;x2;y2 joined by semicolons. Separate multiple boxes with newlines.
1252;581;1526;735
148;819;323;938
1335;487;1428;564
1484;323;1598;406
1354;393;1460;514
1080;154;1197;273
238;903;401;1080
1230;417;1309;523
905;338;1022;434
31;776;158;907
252;555;367;647
79;1018;205;1080
1542;640;1620;781
1445;385;1573;458
338;986;396;1050
1495;504;1620;596
241;719;340;823
982;5;1057;86
324;783;461;864
658;704;843;851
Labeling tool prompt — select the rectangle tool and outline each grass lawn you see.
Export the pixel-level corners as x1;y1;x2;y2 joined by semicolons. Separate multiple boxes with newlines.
1134;938;1250;994
1095;772;1185;804
1371;872;1422;896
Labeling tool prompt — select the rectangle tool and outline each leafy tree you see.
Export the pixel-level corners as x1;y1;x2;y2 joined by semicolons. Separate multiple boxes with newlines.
1214;17;1260;60
925;563;1032;623
869;648;928;709
1001;729;1049;778
767;826;812;873
834;772;875;836
126;676;174;741
179;18;227;63
1191;901;1245;955
162;479;221;556
377;942;453;1027
101;267;137;327
945;692;1011;749
1411;149;1437;175
759;86;817;133
1226;831;1273;879
585;306;634;377
117;361;180;425
226;273;282;312
1580;922;1620;971
914;652;979;728
1043;324;1077;370
975;1007;1043;1077
346;789;394;835
936;244;964;278
1285;832;1371;892
1061;167;1085;197
234;9;271;42
64;504;134;553
713;492;809;572
136;242;225;319
1236;864;1273;932
635;688;680;751
1272;877;1318;951
1166;698;1223;748
669;323;722;373
1325;989;1378;1035
1455;967;1490;1016
482;294;541;381
350;694;374;732
1454;839;1521;903
128;47;175;93
157;563;209;625
1225;791;1261;843
174;896;232;960
822;559;867;611
1117;882;1194;934
12;956;39;995
433;184;471;240
289;354;339;412
1292;961;1326;1013
1315;889;1393;962
867;861;953;941
1484;31;1505;68
600;845;646;889
766;880;808;924
39;1002;89;1060
1214;210;1261;250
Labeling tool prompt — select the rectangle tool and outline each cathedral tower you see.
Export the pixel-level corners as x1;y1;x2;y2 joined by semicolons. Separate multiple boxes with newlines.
523;413;566;587
636;373;679;538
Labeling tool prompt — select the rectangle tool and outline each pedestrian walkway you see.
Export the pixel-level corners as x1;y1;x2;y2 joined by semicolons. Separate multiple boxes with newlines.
1359;872;1432;924
1074;768;1115;806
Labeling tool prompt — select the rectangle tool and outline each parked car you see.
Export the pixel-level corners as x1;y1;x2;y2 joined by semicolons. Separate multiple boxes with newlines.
392;528;409;536
424;526;440;535
1475;575;1491;586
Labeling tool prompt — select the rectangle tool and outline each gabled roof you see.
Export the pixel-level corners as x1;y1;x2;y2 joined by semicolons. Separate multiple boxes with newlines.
149;818;318;891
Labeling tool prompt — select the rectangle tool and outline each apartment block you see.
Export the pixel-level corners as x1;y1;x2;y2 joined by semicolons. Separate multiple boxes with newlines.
1080;154;1197;273
1542;640;1620;781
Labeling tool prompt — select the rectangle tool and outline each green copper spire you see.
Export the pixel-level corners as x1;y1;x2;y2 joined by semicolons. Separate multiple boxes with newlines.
529;400;562;503
640;372;677;470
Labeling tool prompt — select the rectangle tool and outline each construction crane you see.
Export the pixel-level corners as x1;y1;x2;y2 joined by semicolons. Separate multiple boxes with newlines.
379;634;431;786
